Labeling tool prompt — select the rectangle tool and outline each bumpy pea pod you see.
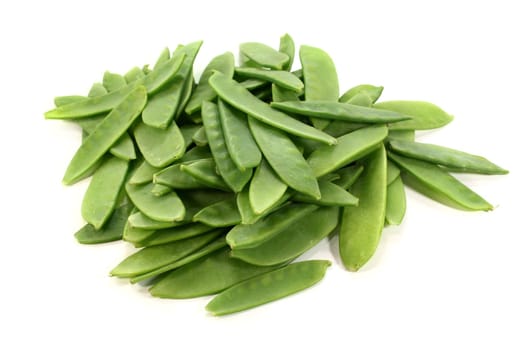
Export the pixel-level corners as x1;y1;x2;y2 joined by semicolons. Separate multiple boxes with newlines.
201;101;252;192
388;153;493;211
208;72;336;145
231;207;339;266
217;99;261;170
239;42;290;70
226;203;318;249
75;202;133;244
206;260;331;316
388;139;508;175
300;45;339;130
62;86;147;184
248;117;320;199
340;146;387;271
81;157;129;229
110;230;222;278
149;248;279;299
374;100;453;130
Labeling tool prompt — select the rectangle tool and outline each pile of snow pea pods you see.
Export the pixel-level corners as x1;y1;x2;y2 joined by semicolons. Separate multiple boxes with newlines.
45;34;508;316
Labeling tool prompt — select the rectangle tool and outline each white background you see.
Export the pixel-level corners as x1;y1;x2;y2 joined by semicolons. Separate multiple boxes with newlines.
1;1;524;349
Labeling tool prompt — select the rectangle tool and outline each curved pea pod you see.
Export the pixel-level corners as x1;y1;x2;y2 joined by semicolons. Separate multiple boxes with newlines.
388;139;508;175
279;33;295;71
387;129;415;142
193;197;241;227
271;101;411;124
75;203;133;244
185;52;235;115
62;86;147;185
208;72;336;145
45;54;185;119
54;95;87;107
134;122;185;167
293;180;358;207
387;160;401;185
249;159;288;215
374;100;454;130
206;260;331;316
239;42;290;70
125;182;185;222
300;45;339;130
235;68;304;94
201;101;252;192
340;146;387;271
385;176;407;226
339;84;384;104
333;164;364;190
102;71;127;92
124;66;145;83
323;120;367;138
217;99;261;170
110;229;222;278
307;125;388;178
226;203;318;249
180;159;230;191
388;153;493;211
81;157;129;229
128;211;182;230
130;236;228;284
129;161;161;185
231;207;339;266
150;248;278;299
141;224;219;247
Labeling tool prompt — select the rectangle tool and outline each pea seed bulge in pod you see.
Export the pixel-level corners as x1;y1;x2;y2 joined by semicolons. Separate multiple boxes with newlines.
1;1;523;349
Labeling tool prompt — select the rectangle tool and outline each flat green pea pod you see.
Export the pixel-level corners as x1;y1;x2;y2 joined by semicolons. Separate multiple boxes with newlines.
142;41;203;128
45;53;185;119
81;157;129;229
128;211;183;230
231;207;339;266
54;95;87;106
180;159;230;191
234;68;304;94
154;163;210;190
374;100;454;130
249;159;288;215
178;190;234;220
206;260;331;316
191;126;208;146
134;122;185;167
388;153;493;211
88;83;108;97
387;129;415;142
385;176;406;226
389;139;508;175
217;99;261;170
62;86;147;184
123;208;156;245
110;230;223;278
339;84;384;104
124;66;145;83
185;52;235;115
102;71;127;92
179;124;201;148
271;101;411;124
248;117;320;199
279;33;295;71
271;84;300;103
307;125;388;178
193;197;241;227
322;120;367;138
153;47;170;69
239;42;290;70
300;45;339;130
74;202;133;244
130;236;228;284
125;182;185;222
293;180;358;207
236;189;260;224
149;248;278;299
333;164;364;190
208;72;336;145
238;78;268;90
201;101;252;192
340;146;387;271
129;160;161;185
387;160;401;185
141;224;219;247
226;203;318;249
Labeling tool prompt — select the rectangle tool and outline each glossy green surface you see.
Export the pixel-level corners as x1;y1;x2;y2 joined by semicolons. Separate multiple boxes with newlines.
193;197;241;227
102;71;126;92
75;203;133;244
125;182;185;222
249;159;288;214
235;67;304;93
339;84;383;104
385;176;406;226
134;122;185;167
375;100;454;130
180;159;230;191
293;180;358;206
239;42;290;70
279;33;295;71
